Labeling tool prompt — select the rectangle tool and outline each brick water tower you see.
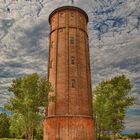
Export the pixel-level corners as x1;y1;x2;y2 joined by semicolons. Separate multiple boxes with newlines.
44;5;96;140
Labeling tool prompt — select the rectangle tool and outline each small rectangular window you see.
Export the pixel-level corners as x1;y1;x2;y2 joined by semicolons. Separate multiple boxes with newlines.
60;12;63;17
51;41;54;48
70;37;74;44
59;29;63;32
71;12;74;17
51;17;55;23
50;60;53;68
71;56;75;64
71;79;76;88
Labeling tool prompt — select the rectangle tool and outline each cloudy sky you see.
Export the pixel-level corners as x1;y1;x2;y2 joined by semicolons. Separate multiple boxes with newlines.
0;0;140;133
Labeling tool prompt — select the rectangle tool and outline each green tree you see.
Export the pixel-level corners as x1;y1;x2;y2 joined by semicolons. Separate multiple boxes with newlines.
5;73;52;140
34;123;43;140
9;113;25;138
93;75;135;140
0;113;10;138
128;132;140;138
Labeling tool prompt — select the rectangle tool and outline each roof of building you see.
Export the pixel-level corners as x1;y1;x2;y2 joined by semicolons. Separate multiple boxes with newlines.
48;6;89;23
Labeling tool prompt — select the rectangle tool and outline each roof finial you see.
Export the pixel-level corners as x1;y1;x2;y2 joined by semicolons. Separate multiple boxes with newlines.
71;0;74;4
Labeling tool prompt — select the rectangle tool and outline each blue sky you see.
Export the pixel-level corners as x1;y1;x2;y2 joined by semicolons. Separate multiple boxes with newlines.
0;0;140;133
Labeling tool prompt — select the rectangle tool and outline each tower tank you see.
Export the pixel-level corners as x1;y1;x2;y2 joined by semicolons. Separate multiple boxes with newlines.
44;6;96;140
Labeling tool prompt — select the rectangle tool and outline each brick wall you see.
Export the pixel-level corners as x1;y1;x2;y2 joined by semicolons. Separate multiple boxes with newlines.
48;7;92;116
44;6;95;140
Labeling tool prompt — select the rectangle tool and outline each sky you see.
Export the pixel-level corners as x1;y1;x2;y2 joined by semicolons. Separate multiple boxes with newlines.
0;0;140;133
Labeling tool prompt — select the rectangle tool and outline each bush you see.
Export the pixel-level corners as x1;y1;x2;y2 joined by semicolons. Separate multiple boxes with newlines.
0;113;10;138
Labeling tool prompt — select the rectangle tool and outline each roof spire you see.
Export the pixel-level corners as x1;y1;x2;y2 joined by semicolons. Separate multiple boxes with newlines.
71;0;74;4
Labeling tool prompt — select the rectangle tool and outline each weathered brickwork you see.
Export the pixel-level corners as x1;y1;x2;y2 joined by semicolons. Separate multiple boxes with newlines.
44;116;96;140
44;6;95;140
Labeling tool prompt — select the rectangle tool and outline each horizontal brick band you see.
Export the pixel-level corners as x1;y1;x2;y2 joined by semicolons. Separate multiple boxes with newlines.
46;115;94;119
50;27;88;38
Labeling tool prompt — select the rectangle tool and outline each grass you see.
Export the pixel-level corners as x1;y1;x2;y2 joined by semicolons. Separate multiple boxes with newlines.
0;139;24;140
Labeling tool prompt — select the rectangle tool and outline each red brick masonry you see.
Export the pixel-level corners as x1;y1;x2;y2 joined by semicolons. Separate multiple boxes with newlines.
44;6;96;140
44;116;96;140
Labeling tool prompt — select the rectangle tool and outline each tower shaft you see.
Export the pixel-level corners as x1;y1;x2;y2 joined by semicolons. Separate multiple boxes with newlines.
44;6;96;140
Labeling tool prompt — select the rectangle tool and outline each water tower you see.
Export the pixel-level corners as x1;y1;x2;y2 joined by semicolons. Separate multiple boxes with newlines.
44;4;96;140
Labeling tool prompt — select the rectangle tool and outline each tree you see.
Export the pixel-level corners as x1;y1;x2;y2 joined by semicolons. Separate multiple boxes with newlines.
93;75;135;140
5;73;52;140
128;132;140;138
9;113;26;138
0;113;10;138
34;123;43;140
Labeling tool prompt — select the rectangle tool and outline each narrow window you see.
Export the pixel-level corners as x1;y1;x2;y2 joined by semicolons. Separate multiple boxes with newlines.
70;37;74;44
51;17;55;23
50;60;53;68
60;12;63;17
51;41;54;48
80;34;83;39
71;56;75;64
71;12;74;17
59;28;63;32
71;79;76;88
7;7;10;12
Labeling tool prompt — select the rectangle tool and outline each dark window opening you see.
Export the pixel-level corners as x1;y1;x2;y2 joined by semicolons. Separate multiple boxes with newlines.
60;29;63;32
71;12;74;17
7;7;10;12
70;37;74;44
60;12;63;17
71;79;76;88
71;56;75;64
51;41;54;48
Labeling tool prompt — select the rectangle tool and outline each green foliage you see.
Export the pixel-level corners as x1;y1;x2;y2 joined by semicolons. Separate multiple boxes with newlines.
0;138;25;140
128;132;140;138
34;124;43;140
93;75;135;139
9;113;25;138
5;73;52;140
0;113;10;138
117;134;128;139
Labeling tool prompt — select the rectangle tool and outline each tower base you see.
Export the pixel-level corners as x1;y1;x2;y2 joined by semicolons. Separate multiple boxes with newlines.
44;116;96;140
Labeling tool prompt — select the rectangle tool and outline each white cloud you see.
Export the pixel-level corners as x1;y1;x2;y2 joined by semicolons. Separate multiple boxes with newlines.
0;0;140;133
